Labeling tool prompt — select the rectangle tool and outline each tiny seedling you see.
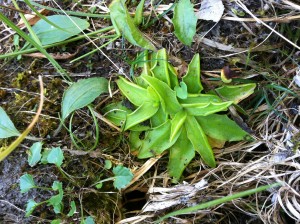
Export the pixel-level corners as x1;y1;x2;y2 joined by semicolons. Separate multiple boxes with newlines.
104;49;256;180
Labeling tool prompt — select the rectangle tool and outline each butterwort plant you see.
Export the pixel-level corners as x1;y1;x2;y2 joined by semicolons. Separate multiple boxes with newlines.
104;49;256;180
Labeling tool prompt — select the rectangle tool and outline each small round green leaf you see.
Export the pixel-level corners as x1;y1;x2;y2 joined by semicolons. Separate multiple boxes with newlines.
20;173;36;193
28;142;43;167
47;147;64;167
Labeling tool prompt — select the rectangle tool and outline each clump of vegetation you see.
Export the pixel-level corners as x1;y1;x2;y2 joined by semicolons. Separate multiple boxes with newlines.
104;49;256;180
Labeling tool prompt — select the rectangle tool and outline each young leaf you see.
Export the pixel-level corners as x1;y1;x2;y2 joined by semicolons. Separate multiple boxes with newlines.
112;165;134;190
196;114;249;141
134;0;145;25
104;160;112;169
28;142;43;167
67;201;76;217
109;0;156;51
185;116;216;167
25;199;38;217
20;173;36;193
48;181;63;214
182;54;203;93
61;77;108;120
142;76;182;115
41;149;51;164
32;15;89;45
172;0;197;46
213;83;256;104
170;110;187;141
174;82;188;99
124;101;159;130
47;147;64;167
0;106;20;138
168;126;194;180
151;49;171;86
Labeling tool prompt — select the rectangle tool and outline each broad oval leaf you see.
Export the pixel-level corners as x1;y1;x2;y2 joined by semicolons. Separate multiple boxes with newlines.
28;142;43;167
61;77;108;120
124;101;159;130
183;101;233;116
172;0;197;46
20;173;36;193
142;75;182;114
47;147;64;167
32;15;89;45
168;126;194;180
196;114;249;141
185;116;216;167
0;107;20;138
112;165;134;190
117;77;149;107
182;54;203;93
170;110;187;141
109;0;156;51
213;83;256;104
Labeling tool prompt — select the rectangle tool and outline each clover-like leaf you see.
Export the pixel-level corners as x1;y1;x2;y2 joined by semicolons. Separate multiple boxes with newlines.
20;173;36;193
0;106;20;138
174;82;188;99
172;0;197;46
112;165;134;190
28;142;43;167
47;147;64;167
61;77;108;121
25;199;38;217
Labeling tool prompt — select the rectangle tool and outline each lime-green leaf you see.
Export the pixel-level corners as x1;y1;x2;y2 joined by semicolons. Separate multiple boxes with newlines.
28;142;42;167
134;0;145;25
112;165;134;190
102;101;132;126
172;0;197;46
137;121;180;158
67;201;76;217
168;126;194;180
168;64;179;89
150;105;168;127
150;49;171;86
104;160;112;169
213;83;256;104
61;77;108;120
124;101;159;130
179;94;222;104
25;199;38;217
182;54;203;93
183;101;232;116
174;81;188;99
0;107;20;138
196;114;249;141
142;76;182;114
32;15;89;45
117;77;149;107
51;219;62;224
170;110;187;141
20;173;36;193
185;116;216;167
47;147;64;167
109;0;156;51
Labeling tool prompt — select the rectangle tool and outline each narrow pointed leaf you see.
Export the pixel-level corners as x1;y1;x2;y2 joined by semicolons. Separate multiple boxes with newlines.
62;77;108;120
183;101;232;116
124;101;159;130
20;173;36;193
172;0;197;46
142;76;182;114
134;0;145;25
170;110;187;141
179;94;222;104
168;126;194;180
185;116;216;167
109;0;156;51
28;142;43;167
196;114;249;141
32;15;89;45
182;54;203;93
117;77;149;106
168;64;179;89
213;83;256;104
0;107;20;138
151;49;170;86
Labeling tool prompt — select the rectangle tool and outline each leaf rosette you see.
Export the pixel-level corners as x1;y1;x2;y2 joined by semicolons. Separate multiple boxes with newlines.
104;49;256;180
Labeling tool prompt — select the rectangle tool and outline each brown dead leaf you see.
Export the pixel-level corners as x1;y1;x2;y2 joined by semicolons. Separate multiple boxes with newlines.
17;9;49;27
